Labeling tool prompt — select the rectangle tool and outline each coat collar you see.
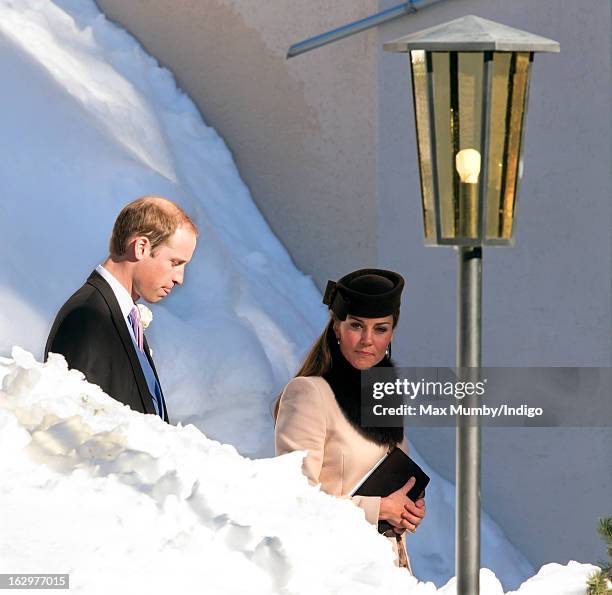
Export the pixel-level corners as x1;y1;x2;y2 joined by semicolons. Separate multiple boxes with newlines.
86;270;159;416
94;264;135;321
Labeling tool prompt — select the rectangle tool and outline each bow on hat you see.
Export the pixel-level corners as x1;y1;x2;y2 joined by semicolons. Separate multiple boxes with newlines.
323;280;350;321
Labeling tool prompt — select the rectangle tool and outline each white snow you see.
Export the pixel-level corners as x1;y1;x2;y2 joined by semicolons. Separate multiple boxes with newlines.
0;1;599;592
0;349;599;594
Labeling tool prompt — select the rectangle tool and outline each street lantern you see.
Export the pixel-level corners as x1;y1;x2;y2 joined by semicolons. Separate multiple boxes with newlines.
384;15;559;246
384;15;559;595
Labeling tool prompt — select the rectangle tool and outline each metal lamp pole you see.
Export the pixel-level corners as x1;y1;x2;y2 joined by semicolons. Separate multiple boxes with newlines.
456;150;483;591
384;15;559;593
456;244;481;592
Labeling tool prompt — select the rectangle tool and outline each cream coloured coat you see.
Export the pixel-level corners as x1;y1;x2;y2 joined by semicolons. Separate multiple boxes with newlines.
275;375;411;570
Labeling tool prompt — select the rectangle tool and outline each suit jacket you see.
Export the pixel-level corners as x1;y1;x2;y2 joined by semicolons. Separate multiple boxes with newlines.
45;270;169;422
275;376;410;568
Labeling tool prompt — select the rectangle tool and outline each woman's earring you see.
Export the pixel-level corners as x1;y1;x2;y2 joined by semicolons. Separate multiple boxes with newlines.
385;343;392;359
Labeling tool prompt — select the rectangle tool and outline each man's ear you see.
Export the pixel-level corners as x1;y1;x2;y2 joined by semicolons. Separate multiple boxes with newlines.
132;236;151;261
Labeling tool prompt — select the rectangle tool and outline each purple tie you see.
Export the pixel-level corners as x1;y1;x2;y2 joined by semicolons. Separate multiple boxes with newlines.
128;306;144;352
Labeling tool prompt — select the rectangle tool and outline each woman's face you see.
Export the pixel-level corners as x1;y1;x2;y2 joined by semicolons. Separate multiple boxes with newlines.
334;314;394;370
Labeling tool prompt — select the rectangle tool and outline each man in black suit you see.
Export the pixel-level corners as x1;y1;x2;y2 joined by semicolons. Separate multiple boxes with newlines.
45;196;198;422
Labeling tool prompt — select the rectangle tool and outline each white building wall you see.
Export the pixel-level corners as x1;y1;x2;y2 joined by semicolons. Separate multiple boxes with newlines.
377;0;611;571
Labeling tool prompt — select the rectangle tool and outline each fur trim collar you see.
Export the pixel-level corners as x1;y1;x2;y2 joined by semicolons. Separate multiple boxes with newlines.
323;331;403;448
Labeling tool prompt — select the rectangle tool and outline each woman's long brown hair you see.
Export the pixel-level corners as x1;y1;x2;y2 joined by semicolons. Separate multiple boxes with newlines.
272;317;335;422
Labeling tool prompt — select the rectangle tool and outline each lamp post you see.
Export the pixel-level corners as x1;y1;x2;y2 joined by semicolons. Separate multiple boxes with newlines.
383;15;559;594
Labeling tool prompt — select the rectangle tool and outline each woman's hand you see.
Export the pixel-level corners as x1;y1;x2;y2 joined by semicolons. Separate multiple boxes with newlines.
402;495;426;533
379;477;426;532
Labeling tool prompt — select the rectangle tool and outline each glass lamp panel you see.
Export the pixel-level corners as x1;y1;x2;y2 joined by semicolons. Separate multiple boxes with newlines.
430;52;455;240
457;52;484;240
410;50;435;242
486;53;512;240
500;52;531;239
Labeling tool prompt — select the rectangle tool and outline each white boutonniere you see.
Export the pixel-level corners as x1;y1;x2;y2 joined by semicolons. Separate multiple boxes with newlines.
137;304;153;329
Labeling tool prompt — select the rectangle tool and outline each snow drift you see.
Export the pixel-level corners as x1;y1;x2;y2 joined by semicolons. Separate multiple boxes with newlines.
0;349;599;594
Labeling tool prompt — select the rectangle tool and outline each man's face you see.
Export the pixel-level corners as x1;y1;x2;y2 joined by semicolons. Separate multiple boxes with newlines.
133;226;197;303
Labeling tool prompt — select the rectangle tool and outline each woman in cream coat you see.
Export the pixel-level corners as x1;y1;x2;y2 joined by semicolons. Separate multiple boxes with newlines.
274;269;426;572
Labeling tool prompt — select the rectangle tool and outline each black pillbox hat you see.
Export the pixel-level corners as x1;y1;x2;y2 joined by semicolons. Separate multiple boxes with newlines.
322;268;404;321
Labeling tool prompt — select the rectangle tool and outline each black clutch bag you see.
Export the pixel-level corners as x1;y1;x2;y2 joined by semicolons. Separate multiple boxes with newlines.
352;447;430;533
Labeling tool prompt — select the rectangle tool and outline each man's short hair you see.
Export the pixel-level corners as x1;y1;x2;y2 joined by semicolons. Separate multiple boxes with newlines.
109;196;198;257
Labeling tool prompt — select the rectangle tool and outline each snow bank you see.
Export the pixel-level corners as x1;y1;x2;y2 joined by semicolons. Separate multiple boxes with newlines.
0;0;327;459
0;348;416;594
0;349;598;594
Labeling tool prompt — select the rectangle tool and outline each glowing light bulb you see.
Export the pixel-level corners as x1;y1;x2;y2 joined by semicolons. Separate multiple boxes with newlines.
455;149;481;184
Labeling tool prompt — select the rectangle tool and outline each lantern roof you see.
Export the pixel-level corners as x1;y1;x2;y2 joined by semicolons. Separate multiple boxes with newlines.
383;15;560;53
